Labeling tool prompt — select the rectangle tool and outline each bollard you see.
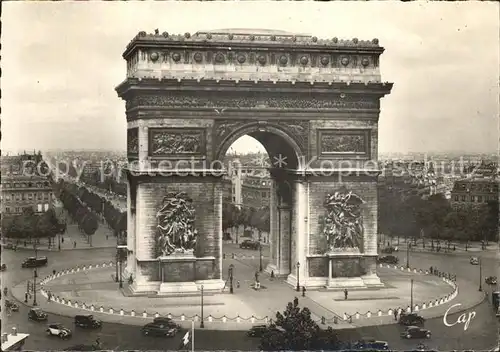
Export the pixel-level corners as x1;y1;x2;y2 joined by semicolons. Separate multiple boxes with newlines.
143;311;147;318
131;310;135;317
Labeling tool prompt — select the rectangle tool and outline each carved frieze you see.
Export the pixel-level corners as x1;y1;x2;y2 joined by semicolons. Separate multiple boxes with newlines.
129;94;379;111
148;128;205;157
213;120;250;151
155;191;198;258
127;128;139;155
318;129;371;158
323;187;365;253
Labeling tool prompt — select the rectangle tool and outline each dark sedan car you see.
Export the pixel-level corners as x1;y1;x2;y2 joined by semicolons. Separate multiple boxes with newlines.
28;308;48;321
400;326;431;339
399;313;425;326
153;317;180;329
239;240;260;250
352;339;389;350
377;255;399;264
21;256;48;268
141;322;179;337
485;276;497;285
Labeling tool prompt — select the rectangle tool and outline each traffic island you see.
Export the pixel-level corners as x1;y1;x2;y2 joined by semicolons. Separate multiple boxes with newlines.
7;260;476;330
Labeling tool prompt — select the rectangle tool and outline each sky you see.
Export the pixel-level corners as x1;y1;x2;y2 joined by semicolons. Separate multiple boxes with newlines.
2;2;499;155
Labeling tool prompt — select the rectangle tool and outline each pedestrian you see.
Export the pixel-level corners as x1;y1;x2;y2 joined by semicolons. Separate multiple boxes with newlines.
430;266;433;274
344;289;348;300
47;292;52;302
302;286;306;297
53;269;56;275
73;241;76;248
237;280;240;288
393;308;398;321
106;234;108;240
4;287;8;297
61;237;64;243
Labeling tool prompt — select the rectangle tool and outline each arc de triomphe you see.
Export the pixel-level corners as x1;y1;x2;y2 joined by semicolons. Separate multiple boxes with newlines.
116;29;393;294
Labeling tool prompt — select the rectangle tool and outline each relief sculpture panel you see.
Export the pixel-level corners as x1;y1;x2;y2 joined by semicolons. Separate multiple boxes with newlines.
318;129;370;158
149;128;205;157
323;187;365;253
127;128;139;155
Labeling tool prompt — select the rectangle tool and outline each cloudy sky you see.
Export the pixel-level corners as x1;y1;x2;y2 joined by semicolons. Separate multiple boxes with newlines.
2;2;499;155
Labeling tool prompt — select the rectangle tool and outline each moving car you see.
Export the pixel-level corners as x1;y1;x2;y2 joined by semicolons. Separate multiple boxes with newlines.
2;243;17;250
352;338;389;350
469;257;479;265
28;308;48;321
239;240;260;250
21;256;48;268
46;323;72;339
400;326;431;339
246;325;281;337
153;317;180;329
141;321;179;337
376;255;399;265
74;315;102;329
399;312;425;326
485;276;497;285
5;300;19;312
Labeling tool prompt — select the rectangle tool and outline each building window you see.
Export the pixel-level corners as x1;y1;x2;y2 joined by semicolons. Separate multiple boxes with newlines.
461;195;466;201
16;193;21;201
37;192;42;200
43;193;48;200
44;203;49;211
478;196;483;202
15;207;20;213
37;204;43;212
454;195;459;201
28;193;33;200
262;191;267;197
5;207;10;213
6;194;11;201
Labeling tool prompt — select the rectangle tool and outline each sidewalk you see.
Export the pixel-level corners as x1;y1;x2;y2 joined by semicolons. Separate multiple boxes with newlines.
11;264;468;331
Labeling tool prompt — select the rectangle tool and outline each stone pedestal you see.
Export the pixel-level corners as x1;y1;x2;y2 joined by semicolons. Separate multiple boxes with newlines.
325;250;383;289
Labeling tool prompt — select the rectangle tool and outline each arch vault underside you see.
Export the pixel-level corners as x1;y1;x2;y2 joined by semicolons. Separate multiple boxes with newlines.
117;29;393;294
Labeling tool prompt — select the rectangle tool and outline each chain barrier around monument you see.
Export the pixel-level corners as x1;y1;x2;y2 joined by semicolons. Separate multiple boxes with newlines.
37;261;458;326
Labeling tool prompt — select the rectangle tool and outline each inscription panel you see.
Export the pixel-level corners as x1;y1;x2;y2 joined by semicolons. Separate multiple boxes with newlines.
318;129;371;159
127;128;139;155
331;257;366;278
148;128;206;158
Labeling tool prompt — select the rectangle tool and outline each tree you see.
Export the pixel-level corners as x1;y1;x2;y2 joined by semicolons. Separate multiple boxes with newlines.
260;297;338;351
36;209;60;248
81;212;99;246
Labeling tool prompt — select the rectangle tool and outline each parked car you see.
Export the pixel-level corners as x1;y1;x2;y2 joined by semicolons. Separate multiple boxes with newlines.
485;276;497;285
153;317;180;329
399;313;425;326
21;256;48;268
28;308;48;321
46;323;72;339
5;299;19;312
141;321;179;337
352;338;389;350
2;243;17;250
400;326;432;339
1;264;7;271
74;315;102;329
239;240;260;250
376;255;399;264
469;257;479;265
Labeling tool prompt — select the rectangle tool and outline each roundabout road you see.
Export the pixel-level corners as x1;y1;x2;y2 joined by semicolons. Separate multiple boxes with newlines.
2;246;498;350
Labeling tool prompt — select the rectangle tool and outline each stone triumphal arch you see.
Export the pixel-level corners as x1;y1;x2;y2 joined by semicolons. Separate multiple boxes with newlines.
116;29;393;294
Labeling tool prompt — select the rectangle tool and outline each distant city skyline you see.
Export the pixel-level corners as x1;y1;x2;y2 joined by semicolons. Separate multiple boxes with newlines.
2;2;499;155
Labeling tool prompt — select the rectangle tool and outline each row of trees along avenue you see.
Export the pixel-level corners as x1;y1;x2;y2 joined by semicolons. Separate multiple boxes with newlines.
222;202;270;242
1;207;66;252
53;179;127;243
379;193;499;248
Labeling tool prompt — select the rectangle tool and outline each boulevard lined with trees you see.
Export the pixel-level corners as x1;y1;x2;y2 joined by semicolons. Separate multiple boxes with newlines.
223;202;270;242
378;192;499;248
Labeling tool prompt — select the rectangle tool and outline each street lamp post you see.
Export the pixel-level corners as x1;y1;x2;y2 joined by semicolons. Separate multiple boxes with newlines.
479;259;483;292
200;285;205;328
410;279;414;312
296;262;300;292
33;269;38;306
406;243;410;269
229;264;234;294
58;233;61;251
259;231;263;272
